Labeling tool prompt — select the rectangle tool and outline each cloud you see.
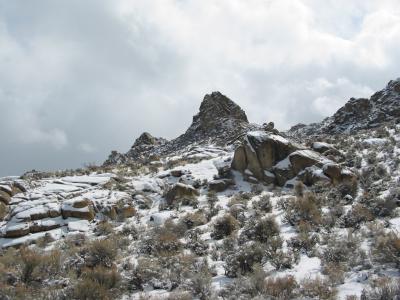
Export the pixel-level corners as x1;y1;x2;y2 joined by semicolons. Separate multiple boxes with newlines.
78;143;96;154
0;0;400;175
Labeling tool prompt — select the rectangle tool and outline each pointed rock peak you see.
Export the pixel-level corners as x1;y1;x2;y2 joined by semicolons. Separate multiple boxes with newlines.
132;132;157;147
386;78;400;93
194;91;248;130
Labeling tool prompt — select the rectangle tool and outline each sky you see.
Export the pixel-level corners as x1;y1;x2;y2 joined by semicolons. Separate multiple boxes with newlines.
0;0;400;176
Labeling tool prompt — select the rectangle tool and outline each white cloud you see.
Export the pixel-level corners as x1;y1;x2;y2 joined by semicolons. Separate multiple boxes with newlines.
0;0;400;175
78;143;96;153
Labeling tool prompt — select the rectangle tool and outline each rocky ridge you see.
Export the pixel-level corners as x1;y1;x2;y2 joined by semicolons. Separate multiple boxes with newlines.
288;78;400;137
1;82;400;299
104;91;256;165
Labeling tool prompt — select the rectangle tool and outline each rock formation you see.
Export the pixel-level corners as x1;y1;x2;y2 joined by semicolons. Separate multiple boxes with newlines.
231;130;355;187
104;92;255;165
289;78;400;136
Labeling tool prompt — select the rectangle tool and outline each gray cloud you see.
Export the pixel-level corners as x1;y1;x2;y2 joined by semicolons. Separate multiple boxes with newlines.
0;0;400;176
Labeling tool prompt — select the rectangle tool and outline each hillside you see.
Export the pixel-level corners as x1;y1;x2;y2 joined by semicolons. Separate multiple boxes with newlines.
1;85;400;300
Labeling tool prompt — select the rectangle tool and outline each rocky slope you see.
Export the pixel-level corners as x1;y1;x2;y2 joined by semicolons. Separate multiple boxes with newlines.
1;83;400;300
288;78;400;137
104;91;256;165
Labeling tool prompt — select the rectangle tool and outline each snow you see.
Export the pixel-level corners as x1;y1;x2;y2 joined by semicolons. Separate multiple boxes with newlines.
363;138;387;145
274;157;291;169
68;220;90;232
247;131;289;145
38;183;81;193
62;175;112;185
285;255;322;281
312;141;333;150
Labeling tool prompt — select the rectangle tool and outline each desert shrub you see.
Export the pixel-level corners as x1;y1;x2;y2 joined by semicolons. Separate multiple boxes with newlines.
300;276;337;300
185;229;209;256
0;247;61;288
65;232;87;248
167;291;193;300
337;180;359;200
131;254;198;292
224;242;264;277
264;275;298;299
85;239;118;268
219;263;267;298
367;150;378;165
284;192;322;227
82;266;121;290
180;211;207;229
95;221;115;236
239;216;279;244
361;278;400;300
130;257;163;291
287;226;319;256
140;222;183;256
228;192;252;207
229;204;246;225
211;214;239;240
252;194;272;214
321;231;367;271
35;233;56;248
294;181;305;197
207;191;218;206
219;236;237;261
264;237;297;270
184;259;213;300
341;203;374;228
121;223;139;238
322;262;345;285
72;277;111;300
372;231;400;267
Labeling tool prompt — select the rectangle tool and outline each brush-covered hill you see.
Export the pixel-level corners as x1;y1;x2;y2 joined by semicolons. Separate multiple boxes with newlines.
1;83;400;300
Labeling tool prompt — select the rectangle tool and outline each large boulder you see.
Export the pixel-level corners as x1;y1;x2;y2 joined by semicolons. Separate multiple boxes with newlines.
246;131;297;170
165;183;199;205
311;142;334;154
322;163;342;184
273;159;295;186
4;223;30;238
30;220;61;233
298;166;330;186
0;191;11;205
61;199;95;221
289;150;328;175
232;131;299;183
231;146;247;172
208;179;234;192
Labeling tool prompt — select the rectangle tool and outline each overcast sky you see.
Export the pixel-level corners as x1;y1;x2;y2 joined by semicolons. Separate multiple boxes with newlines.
1;0;400;176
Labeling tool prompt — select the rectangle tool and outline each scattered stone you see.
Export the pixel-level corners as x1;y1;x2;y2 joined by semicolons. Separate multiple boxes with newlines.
208;179;234;192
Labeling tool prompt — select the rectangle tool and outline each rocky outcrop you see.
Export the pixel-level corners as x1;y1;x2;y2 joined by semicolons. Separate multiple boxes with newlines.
4;223;30;238
165;183;199;205
0;183;24;205
208;179;234;192
232;131;355;187
0;191;11;205
104;91;256;165
232;131;300;184
61;199;95;221
289;78;400;136
105;132;167;165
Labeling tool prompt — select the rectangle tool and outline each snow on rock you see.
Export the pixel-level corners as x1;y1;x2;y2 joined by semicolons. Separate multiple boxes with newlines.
38;183;82;193
62;174;113;185
68;220;90;232
363;138;388;145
